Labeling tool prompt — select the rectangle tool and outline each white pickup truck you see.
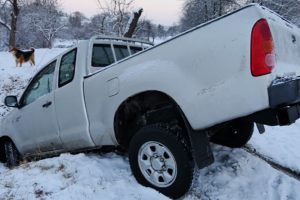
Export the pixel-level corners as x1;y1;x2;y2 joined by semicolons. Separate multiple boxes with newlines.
2;4;300;198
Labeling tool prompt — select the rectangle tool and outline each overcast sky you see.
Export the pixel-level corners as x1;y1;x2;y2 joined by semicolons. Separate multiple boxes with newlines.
59;0;184;26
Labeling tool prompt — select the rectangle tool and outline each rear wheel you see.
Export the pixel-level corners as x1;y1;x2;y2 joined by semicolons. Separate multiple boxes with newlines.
128;124;194;199
210;120;254;148
4;140;21;168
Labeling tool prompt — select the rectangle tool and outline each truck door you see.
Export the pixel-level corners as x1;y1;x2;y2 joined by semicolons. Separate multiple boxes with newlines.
18;60;63;152
54;48;95;150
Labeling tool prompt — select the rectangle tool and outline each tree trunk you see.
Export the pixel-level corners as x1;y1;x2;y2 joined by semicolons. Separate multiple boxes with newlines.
9;0;19;48
48;41;52;49
204;2;209;21
124;8;143;38
9;13;17;48
218;0;223;17
100;16;107;34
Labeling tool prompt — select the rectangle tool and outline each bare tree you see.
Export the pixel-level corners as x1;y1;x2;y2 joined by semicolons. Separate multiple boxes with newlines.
69;11;85;28
96;0;137;36
32;0;63;48
9;0;19;47
156;24;166;38
0;0;11;31
247;0;300;26
181;0;300;32
0;0;21;48
180;0;240;31
135;19;156;42
90;12;111;35
17;0;64;48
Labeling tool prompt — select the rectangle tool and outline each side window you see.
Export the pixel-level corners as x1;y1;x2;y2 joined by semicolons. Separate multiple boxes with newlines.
22;61;56;106
92;44;114;67
130;46;143;55
114;45;130;61
59;49;77;87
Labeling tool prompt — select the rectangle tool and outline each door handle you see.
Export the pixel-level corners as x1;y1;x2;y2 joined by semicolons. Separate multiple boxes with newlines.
42;101;52;108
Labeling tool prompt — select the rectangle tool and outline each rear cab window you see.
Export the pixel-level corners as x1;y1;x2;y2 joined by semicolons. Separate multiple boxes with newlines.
114;45;130;61
89;39;152;74
130;46;143;54
92;44;114;67
91;44;143;69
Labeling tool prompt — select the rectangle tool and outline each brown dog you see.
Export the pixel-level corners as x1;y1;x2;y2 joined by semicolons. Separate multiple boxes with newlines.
10;47;35;67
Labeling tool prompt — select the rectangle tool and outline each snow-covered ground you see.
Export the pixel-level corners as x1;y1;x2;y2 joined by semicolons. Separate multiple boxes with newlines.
0;153;168;200
1;144;300;200
1;48;300;199
249;124;300;174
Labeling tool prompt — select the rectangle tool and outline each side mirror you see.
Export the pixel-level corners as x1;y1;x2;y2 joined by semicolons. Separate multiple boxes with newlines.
4;96;19;108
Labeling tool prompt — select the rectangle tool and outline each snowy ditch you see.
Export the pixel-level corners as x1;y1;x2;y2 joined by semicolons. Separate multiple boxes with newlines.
1;49;300;199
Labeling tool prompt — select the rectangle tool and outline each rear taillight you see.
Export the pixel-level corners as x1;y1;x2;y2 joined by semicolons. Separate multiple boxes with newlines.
251;19;275;76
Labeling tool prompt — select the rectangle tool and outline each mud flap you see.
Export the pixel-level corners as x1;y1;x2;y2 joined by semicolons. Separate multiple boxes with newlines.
188;129;214;169
256;123;265;134
179;108;214;169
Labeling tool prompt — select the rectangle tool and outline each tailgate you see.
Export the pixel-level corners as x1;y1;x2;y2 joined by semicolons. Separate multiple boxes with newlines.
264;8;300;77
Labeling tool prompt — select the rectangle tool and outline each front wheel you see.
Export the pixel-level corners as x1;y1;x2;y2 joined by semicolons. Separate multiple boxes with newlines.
4;140;21;168
128;124;194;199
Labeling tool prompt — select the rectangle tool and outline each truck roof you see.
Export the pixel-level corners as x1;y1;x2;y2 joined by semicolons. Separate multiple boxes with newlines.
90;35;154;48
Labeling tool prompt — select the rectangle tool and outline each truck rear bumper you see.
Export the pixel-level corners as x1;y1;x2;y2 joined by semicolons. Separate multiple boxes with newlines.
269;76;300;107
248;104;300;126
248;76;300;126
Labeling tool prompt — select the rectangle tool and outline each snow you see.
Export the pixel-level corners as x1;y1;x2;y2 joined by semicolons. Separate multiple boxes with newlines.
249;123;300;173
0;48;66;81
154;36;173;45
0;153;168;200
1;144;300;199
1;48;300;199
53;39;79;48
271;73;297;85
187;145;300;200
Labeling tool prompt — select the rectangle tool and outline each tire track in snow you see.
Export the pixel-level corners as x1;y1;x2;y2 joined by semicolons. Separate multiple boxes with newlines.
243;145;300;182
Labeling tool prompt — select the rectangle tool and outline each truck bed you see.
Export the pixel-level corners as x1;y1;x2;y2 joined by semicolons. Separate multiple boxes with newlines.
82;4;300;145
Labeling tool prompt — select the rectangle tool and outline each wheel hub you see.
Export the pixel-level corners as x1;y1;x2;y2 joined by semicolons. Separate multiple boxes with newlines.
151;155;165;171
138;141;177;188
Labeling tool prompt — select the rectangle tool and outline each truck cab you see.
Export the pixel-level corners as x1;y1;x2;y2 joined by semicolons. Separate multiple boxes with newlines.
1;36;153;155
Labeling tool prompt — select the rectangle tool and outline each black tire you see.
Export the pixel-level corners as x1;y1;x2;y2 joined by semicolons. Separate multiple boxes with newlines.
0;142;5;163
4;140;21;168
210;120;254;148
128;124;194;199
